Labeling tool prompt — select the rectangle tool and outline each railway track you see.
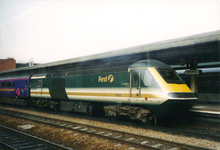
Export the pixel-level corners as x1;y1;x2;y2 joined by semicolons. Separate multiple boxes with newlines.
0;125;72;150
187;111;220;124
146;123;220;142
0;108;211;150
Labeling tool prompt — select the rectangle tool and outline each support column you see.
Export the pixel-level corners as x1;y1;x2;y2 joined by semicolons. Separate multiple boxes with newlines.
190;57;198;95
190;75;196;93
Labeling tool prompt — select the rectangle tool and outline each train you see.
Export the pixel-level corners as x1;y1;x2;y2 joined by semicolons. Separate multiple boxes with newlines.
0;59;197;124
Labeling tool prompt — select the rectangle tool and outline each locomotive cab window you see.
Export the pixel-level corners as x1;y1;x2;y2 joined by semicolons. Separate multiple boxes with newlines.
143;70;159;87
132;72;139;86
157;69;184;84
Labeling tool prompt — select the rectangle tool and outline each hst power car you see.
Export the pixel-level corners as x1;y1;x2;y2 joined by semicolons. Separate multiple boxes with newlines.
0;60;197;124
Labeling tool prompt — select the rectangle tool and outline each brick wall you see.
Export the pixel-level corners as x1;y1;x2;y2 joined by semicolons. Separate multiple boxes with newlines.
0;58;16;72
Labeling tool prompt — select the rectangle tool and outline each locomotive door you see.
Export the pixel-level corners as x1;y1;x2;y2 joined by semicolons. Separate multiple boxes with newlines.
129;72;141;100
50;78;68;99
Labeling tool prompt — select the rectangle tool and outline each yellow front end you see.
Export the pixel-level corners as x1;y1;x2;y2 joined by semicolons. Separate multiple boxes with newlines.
149;67;192;93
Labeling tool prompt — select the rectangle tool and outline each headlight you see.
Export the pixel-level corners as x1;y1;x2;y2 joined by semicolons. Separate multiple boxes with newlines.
168;93;196;98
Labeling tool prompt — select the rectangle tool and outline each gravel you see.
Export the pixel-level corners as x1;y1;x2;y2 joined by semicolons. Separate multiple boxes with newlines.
0;106;220;150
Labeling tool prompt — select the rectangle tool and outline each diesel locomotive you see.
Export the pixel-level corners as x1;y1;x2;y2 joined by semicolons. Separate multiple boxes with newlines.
0;59;197;124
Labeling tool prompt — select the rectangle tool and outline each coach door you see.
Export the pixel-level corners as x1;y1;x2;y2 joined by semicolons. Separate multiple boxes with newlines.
130;72;141;99
31;74;47;98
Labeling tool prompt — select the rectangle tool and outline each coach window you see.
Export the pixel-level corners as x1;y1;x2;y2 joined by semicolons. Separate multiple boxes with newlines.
1;82;5;88
7;82;11;88
25;81;27;87
36;80;42;87
12;82;15;88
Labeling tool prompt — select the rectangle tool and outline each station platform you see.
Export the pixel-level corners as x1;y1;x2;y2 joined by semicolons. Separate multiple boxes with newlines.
190;103;220;115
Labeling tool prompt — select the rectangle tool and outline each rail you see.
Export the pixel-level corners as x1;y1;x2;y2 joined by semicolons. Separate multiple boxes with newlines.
0;125;72;150
0;108;210;150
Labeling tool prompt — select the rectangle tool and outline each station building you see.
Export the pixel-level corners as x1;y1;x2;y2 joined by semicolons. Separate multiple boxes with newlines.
0;58;16;72
0;58;40;72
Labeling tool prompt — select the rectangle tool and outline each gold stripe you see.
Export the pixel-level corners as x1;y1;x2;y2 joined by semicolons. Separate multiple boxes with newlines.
0;89;15;92
31;91;50;95
66;92;165;99
67;92;129;97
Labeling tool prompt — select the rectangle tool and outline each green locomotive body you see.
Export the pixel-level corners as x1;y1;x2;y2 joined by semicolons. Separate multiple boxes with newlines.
30;60;197;124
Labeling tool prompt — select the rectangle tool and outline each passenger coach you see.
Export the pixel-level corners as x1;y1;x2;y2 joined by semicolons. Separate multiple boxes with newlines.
0;76;30;105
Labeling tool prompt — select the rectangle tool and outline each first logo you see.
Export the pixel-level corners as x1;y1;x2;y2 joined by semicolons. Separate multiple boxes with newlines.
16;88;20;96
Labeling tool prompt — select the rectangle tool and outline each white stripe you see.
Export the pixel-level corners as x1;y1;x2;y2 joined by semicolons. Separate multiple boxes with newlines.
31;76;46;79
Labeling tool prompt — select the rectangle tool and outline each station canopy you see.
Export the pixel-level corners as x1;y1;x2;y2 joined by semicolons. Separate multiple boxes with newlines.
1;30;219;77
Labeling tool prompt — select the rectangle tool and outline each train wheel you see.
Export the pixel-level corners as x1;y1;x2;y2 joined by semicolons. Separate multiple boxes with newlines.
141;115;149;125
141;116;147;123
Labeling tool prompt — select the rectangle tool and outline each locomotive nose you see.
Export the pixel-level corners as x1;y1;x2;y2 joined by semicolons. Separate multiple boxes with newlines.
148;99;197;117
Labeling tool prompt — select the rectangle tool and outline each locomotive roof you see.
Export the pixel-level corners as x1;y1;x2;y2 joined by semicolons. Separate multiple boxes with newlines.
129;59;172;69
0;30;219;76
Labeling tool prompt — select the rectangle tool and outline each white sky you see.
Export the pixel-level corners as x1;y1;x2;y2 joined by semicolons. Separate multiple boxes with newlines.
0;0;219;63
